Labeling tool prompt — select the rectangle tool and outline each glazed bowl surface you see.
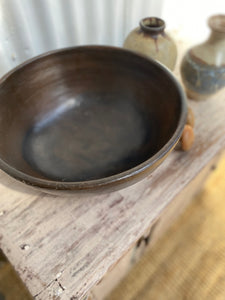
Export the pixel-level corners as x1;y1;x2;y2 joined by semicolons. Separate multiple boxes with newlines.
0;46;186;194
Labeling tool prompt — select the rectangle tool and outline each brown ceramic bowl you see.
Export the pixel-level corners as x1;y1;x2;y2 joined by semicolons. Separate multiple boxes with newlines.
0;46;187;194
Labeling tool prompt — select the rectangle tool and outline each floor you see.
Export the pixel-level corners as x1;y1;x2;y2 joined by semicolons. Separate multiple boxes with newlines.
108;153;225;300
0;153;225;300
0;251;32;300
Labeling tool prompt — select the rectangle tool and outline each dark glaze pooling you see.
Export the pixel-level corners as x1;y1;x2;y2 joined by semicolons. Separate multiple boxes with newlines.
138;17;170;52
0;46;186;193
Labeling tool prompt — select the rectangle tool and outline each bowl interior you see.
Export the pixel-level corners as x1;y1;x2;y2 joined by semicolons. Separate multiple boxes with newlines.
0;47;182;183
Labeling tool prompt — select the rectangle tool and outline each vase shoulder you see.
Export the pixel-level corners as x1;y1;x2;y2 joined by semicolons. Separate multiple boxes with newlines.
191;40;225;66
124;28;177;70
123;17;177;70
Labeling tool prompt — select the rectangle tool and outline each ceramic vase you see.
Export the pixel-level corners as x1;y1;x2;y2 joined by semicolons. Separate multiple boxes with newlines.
123;17;177;71
181;15;225;100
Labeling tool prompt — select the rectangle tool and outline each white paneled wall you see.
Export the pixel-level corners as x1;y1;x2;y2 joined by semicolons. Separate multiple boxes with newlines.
1;0;225;77
0;0;164;76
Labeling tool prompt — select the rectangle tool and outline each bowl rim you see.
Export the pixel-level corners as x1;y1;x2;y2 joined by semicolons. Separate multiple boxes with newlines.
0;45;187;191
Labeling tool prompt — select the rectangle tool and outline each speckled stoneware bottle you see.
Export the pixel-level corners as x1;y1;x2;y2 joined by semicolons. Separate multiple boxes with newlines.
123;17;177;71
181;15;225;100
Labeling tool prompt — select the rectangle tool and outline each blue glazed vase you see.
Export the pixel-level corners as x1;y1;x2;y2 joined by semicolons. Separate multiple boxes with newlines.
181;15;225;100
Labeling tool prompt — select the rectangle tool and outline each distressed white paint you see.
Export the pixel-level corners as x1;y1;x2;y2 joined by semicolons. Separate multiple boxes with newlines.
0;54;225;298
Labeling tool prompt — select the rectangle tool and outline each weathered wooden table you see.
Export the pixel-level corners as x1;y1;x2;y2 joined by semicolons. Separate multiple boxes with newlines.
0;40;225;300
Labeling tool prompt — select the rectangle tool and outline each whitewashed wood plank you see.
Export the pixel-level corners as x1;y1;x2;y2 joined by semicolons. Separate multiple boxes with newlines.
0;39;225;299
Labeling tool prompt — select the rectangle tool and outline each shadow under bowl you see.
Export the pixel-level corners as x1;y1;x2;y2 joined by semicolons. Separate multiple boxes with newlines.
0;46;186;194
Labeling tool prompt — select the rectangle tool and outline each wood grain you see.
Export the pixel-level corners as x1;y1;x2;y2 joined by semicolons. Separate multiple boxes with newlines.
0;40;225;300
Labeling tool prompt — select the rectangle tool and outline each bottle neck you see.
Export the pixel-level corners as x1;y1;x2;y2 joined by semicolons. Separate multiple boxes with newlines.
139;17;165;35
207;15;225;45
208;30;225;44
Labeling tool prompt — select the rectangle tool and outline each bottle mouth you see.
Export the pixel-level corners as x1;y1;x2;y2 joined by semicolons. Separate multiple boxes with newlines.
208;14;225;33
140;17;165;33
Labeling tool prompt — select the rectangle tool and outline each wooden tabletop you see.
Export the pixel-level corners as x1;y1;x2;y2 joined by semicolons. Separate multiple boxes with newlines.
0;40;225;300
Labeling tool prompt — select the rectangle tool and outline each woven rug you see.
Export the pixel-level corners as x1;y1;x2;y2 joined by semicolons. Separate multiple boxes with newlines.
0;153;225;300
107;153;225;300
0;252;32;300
